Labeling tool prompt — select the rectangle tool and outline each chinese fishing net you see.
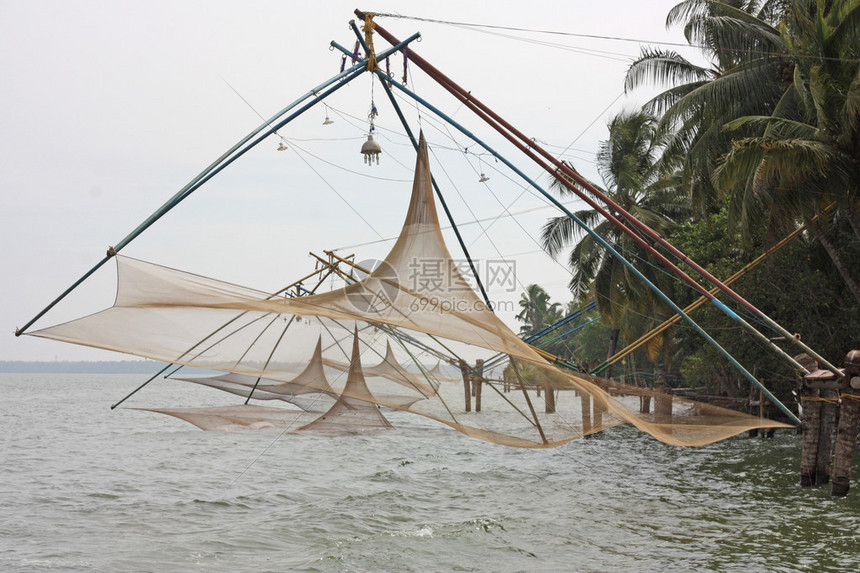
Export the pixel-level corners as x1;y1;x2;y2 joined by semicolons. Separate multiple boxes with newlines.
29;134;790;446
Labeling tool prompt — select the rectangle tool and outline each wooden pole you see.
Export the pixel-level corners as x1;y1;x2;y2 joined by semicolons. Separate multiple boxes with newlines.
459;359;471;412
653;362;673;423
593;395;604;430
545;384;556;413
816;388;837;484
747;382;759;438
797;353;821;487
800;387;822;487
581;394;592;436
475;359;484;413
832;350;860;496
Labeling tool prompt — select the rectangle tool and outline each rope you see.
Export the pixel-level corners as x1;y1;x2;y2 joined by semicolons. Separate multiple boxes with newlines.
802;396;840;404
363;13;378;72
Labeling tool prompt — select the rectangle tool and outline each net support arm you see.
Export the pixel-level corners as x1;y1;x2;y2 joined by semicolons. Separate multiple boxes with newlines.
590;205;835;375
379;72;801;425
358;10;839;380
16;34;419;337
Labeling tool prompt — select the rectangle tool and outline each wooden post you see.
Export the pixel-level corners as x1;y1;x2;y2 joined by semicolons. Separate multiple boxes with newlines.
747;383;759;438
797;353;820;487
458;358;471;412
593;394;606;430
581;393;592;436
816;387;837;484
474;359;484;413
653;361;673;423
832;350;860;496
545;384;556;413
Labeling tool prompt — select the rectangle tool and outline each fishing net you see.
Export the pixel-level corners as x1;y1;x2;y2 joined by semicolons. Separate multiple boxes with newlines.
30;134;790;447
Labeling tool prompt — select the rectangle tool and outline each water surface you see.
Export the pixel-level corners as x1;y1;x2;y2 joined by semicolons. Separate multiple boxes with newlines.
1;374;857;572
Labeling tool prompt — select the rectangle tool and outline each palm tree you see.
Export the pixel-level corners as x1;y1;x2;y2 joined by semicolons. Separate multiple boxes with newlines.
714;0;860;301
624;0;789;213
541;110;689;376
626;0;860;302
515;284;562;337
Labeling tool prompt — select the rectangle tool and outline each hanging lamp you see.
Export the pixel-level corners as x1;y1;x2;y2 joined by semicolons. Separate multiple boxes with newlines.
361;99;381;165
361;133;381;165
479;173;490;183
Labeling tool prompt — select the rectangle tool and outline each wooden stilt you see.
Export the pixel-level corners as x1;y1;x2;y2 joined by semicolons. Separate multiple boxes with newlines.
545;384;556;413
593;396;604;430
581;393;592;436
459;358;471;412
797;353;821;487
747;383;759;437
800;386;823;487
653;362;672;423
832;350;860;496
816;388;837;485
474;359;483;413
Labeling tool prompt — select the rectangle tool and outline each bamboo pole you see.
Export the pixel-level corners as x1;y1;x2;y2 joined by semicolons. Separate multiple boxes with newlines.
373;58;800;425
359;10;840;381
591;206;835;375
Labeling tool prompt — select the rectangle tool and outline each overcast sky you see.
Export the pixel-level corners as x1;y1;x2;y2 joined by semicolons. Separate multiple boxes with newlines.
1;0;696;361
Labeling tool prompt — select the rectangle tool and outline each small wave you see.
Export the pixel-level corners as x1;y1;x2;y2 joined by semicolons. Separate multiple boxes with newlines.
389;525;434;538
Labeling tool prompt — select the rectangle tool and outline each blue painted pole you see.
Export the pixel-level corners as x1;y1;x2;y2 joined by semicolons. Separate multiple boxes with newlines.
525;301;597;343
16;35;419;337
534;317;601;349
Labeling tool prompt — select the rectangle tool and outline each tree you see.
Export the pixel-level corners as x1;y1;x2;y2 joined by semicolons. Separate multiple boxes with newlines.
515;284;562;337
625;0;860;303
540;110;688;375
714;0;860;302
667;205;860;399
625;0;790;213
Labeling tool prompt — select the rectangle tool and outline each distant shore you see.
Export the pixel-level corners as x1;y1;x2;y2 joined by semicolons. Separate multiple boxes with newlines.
0;361;169;374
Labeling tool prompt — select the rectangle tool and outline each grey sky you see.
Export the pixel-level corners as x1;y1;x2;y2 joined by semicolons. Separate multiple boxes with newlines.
1;1;692;361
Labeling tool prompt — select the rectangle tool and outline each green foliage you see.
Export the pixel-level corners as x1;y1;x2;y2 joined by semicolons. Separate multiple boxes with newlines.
668;206;860;399
515;284;563;337
540;110;689;368
610;0;860;402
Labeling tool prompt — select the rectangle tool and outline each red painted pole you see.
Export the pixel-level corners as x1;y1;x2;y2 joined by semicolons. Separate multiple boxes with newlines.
359;10;841;377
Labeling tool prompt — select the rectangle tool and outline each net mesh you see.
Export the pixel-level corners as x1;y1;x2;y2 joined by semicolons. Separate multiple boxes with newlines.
31;133;790;447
